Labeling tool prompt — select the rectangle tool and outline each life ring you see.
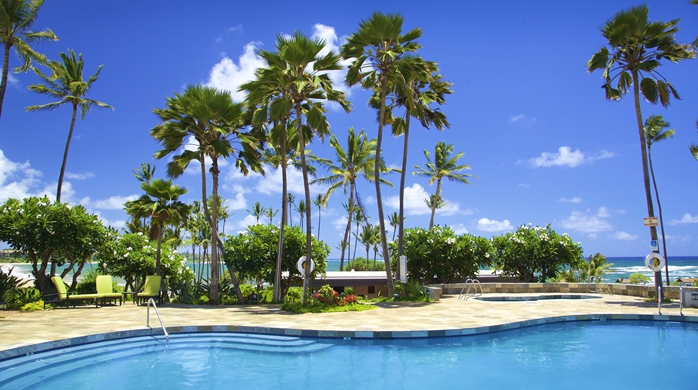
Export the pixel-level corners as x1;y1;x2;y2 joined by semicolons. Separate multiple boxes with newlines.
296;256;315;274
644;253;665;272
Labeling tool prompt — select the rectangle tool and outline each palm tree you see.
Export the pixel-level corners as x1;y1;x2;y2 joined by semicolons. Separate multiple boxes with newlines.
587;4;695;295
0;0;57;118
150;84;262;303
357;223;375;264
644;115;674;286
295;200;307;232
264;207;278;225
388;211;401;241
424;193;446;218
413;142;475;229
312;194;325;240
352;207;364;264
242;32;351;301
391;59;452;267
311;127;391;271
691;121;698;161
248;201;265;224
342;12;422;296
286;193;295;227
133;163;156;184
125;179;189;277
26;50;113;202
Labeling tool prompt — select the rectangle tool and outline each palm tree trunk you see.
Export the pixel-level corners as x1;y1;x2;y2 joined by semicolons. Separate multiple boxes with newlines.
316;204;321;240
632;70;662;298
210;158;221;302
0;44;12;119
156;225;163;276
57;104;79;202
274;119;288;302
376;73;395;296
339;187;355;272
296;103;313;302
398;107;411;276
648;147;670;286
429;179;442;229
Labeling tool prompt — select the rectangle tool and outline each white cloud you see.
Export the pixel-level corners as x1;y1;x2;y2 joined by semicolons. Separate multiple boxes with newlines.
557;207;612;233
451;223;469;235
65;172;95;180
88;195;139;210
384;183;465;217
509;114;537;123
332;215;348;229
225;192;247;211
527;146;614;168
613;231;638;240
0;150;43;202
669;213;698;225
558;197;582;203
477;218;514;232
206;42;267;102
588;233;597;239
230;214;259;231
254;166;326;197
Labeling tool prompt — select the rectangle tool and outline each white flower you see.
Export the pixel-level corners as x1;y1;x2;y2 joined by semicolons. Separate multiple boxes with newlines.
485;253;490;258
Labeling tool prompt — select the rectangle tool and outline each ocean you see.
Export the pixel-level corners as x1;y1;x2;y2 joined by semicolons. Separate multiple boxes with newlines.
3;256;697;285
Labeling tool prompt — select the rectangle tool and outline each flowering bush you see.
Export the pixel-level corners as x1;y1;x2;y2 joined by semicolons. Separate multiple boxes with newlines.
491;225;583;282
339;295;358;306
389;226;493;283
315;284;340;305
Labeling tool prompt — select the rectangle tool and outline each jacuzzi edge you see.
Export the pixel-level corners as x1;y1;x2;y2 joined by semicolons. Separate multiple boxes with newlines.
2;313;697;361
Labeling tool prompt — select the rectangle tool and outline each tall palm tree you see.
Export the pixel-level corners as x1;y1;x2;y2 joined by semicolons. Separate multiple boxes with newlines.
295;200;307;232
644;115;674;286
286;193;295;227
0;0;57;118
125;179;189;277
391;59;451;267
587;4;695;295
133;162;156;184
413;141;475;229
247;201;265;224
342;12;422;296
312;193;325;240
388;211;401;241
263;207;278;225
311;127;391;271
424;193;446;217
243;32;351;301
26;50;113;202
150;84;262;303
691;121;698;161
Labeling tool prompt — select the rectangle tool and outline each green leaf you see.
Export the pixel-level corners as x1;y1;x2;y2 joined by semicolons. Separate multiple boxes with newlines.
640;78;658;104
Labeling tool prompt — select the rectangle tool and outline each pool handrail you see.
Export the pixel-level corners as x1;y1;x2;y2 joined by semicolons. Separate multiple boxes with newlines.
146;298;168;340
459;278;482;300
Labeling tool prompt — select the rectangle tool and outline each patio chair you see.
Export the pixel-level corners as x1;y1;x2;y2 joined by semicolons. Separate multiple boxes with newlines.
135;275;162;305
44;276;101;308
96;275;123;306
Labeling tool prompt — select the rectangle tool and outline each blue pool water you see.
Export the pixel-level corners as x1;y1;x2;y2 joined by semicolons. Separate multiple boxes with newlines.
1;320;697;389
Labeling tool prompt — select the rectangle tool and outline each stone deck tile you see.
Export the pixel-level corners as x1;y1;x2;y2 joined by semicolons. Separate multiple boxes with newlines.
1;293;697;352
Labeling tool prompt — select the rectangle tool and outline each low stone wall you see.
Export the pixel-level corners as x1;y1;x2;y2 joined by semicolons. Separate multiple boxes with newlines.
439;282;696;300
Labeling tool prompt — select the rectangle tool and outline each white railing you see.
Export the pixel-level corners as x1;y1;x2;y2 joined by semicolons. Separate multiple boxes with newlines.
458;279;482;300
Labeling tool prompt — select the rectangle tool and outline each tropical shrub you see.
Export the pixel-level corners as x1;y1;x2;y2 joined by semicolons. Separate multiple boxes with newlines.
395;280;429;302
97;231;194;294
552;252;613;283
285;287;303;303
345;257;385;271
223;225;329;298
76;268;100;294
390;226;493;283
0;267;27;303
5;287;42;310
315;284;340;305
21;300;47;312
630;273;650;284
491;225;584;282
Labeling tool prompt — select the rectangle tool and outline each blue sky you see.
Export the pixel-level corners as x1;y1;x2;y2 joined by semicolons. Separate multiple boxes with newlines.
1;1;696;258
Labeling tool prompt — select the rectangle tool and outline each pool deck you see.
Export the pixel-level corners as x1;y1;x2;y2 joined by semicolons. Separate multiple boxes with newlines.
1;293;697;359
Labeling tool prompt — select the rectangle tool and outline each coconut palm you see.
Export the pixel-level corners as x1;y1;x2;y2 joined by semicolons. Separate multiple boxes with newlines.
691;121;698;161
133;163;156;184
248;201;265;224
242;32;351;301
0;0;57;118
264;207;278;225
643;115;674;285
26;50;113;202
150;84;262;303
312;194;325;240
125;179;189;277
424;193;446;217
286;193;295;227
295;200;307;232
311;127;392;271
342;12;422;296
388;211;401;241
413;142;476;229
356;223;377;265
587;5;695;295
390;59;452;265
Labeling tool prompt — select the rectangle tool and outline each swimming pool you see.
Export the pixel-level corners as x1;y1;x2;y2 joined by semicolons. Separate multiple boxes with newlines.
1;320;696;389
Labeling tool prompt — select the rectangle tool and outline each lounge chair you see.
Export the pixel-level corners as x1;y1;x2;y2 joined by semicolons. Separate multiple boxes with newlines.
44;276;101;308
96;275;122;306
136;275;162;305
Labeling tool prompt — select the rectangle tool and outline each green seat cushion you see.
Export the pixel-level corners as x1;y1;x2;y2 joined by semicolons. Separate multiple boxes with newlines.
67;293;101;300
99;293;122;299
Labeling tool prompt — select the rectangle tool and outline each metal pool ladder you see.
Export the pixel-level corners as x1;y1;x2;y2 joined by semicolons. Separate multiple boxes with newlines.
587;276;613;296
458;278;482;300
146;298;169;339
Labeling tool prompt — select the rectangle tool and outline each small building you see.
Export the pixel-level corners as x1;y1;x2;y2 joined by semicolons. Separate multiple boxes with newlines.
675;277;696;286
0;249;25;259
312;271;389;299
